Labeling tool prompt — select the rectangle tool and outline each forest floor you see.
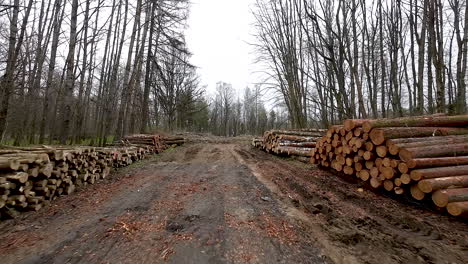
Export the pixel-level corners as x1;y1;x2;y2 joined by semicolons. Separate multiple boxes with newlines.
0;134;466;264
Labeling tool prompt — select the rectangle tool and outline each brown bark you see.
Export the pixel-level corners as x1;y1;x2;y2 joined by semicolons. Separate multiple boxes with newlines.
0;159;20;170
407;156;468;169
370;127;468;145
447;201;468;217
400;143;468;162
432;188;468;207
410;165;468;181
363;115;468;133
276;147;313;157
343;119;367;131
278;135;320;142
395;135;468;150
418;175;468;193
269;130;325;137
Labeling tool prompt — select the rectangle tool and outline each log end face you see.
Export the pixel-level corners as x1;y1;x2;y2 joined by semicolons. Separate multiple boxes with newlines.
362;121;372;133
447;202;468;216
418;180;433;193
410;185;425;200
369;129;385;146
343;120;355;131
399;149;413;162
432;190;448;208
376;146;387;158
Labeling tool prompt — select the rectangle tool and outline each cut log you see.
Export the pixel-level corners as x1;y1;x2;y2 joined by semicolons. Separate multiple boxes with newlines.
359;170;370;181
410;185;425;200
370;178;381;188
370;167;379;178
400;143;468;162
401;174;411;184
343;119;367;131
406;156;468;169
383;180;394;191
394;187;404;195
369;127;468;146
447;201;468;217
362;115;468;133
4;172;29;183
432;188;468;207
0;158;20;170
376;146;387;157
276;146;314;157
410;165;468;181
380;167;395;179
398;162;409;174
267;130;324;137
278;142;317;148
393;135;468;150
418;175;468;193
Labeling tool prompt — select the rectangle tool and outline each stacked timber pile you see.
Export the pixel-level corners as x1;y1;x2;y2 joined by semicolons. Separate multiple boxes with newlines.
252;138;263;149
119;134;185;153
311;115;468;218
121;134;166;153
0;145;153;218
253;129;326;158
162;136;185;146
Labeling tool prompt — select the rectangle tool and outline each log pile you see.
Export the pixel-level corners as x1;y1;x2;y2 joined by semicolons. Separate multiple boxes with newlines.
253;129;326;158
118;134;185;152
0;144;157;219
121;134;166;153
311;114;468;217
162;136;186;147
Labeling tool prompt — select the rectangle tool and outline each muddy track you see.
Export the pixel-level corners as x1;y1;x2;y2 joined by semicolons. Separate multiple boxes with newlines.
0;138;466;264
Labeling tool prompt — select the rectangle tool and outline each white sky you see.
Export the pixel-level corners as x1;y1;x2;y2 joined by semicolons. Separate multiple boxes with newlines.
185;0;258;96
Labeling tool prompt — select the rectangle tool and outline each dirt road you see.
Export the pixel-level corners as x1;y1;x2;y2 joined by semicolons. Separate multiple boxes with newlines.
0;136;467;264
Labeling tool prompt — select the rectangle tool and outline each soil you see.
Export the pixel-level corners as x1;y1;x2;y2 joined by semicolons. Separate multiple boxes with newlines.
0;134;466;264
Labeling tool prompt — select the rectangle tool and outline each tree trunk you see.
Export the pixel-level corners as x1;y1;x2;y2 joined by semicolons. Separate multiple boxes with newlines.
0;0;33;142
59;0;79;144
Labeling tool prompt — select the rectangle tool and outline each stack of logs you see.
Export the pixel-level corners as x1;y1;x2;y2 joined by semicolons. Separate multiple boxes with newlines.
0;133;184;219
119;134;185;152
162;136;186;147
311;115;468;218
253;129;326;159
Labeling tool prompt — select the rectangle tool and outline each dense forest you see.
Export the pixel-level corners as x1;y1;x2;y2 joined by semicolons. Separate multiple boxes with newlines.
0;0;277;145
253;0;468;128
0;0;467;145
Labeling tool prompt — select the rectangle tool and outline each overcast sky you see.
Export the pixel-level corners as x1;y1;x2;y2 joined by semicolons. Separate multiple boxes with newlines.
185;0;257;96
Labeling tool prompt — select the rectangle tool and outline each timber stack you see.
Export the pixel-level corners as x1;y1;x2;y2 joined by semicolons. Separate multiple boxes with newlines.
253;129;326;159
119;134;185;152
121;134;166;153
162;136;186;147
311;114;468;218
0;143;160;219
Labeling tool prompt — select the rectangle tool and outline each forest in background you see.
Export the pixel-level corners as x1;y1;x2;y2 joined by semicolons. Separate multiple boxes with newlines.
0;0;281;145
1;0;468;145
253;0;468;128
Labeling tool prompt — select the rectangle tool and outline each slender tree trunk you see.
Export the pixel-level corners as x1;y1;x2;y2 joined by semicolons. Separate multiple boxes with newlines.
59;0;79;144
0;0;33;142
